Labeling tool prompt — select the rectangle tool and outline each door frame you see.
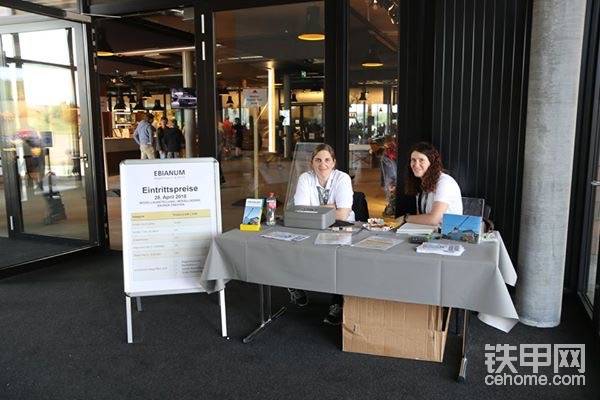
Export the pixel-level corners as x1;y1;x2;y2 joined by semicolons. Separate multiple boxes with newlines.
0;18;105;251
193;0;349;170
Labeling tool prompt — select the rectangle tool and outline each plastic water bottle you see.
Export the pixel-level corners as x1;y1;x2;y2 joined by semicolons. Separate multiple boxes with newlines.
266;192;276;226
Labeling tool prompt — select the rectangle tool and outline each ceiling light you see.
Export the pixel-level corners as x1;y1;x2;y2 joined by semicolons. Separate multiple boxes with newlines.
115;46;194;57
362;49;384;68
114;96;126;111
298;6;325;41
153;99;164;110
95;28;114;57
298;33;325;41
133;101;146;111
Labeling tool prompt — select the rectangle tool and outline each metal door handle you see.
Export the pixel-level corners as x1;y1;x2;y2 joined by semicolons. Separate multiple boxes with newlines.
591;180;600;186
71;153;88;161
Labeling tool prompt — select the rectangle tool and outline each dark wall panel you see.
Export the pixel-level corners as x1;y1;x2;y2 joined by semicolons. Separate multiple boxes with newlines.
429;0;532;258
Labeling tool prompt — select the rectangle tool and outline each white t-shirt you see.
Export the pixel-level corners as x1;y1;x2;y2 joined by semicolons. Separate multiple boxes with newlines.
294;169;355;222
416;172;463;215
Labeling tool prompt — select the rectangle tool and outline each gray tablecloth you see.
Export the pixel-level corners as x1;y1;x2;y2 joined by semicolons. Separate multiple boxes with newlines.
200;227;519;332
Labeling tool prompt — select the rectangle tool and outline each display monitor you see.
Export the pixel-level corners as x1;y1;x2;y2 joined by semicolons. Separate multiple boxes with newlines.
171;88;197;108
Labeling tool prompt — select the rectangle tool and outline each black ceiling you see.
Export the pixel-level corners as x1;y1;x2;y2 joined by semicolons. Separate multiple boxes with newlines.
97;2;398;94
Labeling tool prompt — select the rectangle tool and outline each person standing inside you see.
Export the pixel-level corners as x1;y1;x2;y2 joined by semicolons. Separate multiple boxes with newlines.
156;116;168;159
133;113;155;159
163;119;185;158
233;117;244;158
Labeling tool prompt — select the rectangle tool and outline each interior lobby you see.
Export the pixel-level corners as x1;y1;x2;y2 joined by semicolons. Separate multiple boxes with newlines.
0;1;599;399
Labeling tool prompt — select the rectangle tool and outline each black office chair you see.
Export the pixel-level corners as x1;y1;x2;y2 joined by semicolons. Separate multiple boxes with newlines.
461;197;493;232
353;192;370;222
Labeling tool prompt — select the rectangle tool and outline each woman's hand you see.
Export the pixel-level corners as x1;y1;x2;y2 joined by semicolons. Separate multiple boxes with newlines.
335;207;351;221
404;201;449;226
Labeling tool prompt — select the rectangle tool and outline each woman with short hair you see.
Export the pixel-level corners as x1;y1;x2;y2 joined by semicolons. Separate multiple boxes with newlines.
289;143;354;325
293;143;355;222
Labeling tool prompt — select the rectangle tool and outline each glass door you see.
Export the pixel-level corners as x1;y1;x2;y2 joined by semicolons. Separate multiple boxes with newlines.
580;93;600;339
587;165;600;337
0;9;100;268
211;2;325;231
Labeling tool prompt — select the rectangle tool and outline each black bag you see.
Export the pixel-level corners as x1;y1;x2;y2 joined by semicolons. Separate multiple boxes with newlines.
352;191;369;222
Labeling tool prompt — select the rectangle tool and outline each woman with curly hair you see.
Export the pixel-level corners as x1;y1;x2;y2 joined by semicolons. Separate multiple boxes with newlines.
399;142;463;226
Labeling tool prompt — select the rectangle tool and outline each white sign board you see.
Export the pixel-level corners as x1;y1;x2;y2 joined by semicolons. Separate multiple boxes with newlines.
120;158;222;297
279;109;290;126
242;88;267;107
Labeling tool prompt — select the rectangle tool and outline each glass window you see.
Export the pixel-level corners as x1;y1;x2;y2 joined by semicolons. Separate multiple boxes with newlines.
19;29;72;65
92;8;195;249
21;1;79;12
348;0;399;220
215;2;325;231
0;16;97;268
0;6;46;25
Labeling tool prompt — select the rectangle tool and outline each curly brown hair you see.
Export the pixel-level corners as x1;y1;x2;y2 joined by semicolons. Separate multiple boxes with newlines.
404;142;444;195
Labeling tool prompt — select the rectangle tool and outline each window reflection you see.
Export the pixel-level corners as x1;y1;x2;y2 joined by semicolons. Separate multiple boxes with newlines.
215;2;325;231
348;0;399;219
0;27;89;241
19;29;72;66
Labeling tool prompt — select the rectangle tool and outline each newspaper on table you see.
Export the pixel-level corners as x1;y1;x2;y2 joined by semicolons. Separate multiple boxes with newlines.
261;231;310;242
315;232;353;246
352;235;404;251
416;242;465;256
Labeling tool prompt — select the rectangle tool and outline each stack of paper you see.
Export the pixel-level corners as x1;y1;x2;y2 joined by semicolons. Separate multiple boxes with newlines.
416;242;465;256
397;223;438;235
352;236;404;251
315;232;353;246
261;231;310;242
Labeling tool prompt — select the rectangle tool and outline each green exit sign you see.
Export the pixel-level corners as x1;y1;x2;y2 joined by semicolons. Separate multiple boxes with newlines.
300;71;307;78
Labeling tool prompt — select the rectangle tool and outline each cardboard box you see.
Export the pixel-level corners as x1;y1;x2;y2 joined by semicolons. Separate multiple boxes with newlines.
342;296;451;362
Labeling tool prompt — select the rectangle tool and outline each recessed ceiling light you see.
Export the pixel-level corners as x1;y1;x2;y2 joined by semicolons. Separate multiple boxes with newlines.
298;33;325;41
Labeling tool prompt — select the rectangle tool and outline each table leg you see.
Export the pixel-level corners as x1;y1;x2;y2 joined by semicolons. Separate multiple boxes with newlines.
125;296;133;344
243;284;286;343
457;309;470;383
454;308;461;335
219;289;229;339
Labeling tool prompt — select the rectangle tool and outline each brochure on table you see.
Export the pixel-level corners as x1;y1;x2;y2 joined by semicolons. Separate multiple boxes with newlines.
240;198;264;231
120;158;227;343
353;236;404;251
261;231;310;242
315;232;353;246
441;213;483;244
397;223;437;235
